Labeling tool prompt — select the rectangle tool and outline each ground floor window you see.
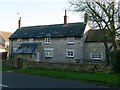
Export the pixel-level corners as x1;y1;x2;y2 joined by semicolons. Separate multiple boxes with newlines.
44;48;54;57
66;49;74;57
91;52;102;60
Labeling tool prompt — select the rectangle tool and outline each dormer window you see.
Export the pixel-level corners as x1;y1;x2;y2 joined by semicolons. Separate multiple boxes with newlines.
67;37;74;44
29;38;34;42
45;38;50;44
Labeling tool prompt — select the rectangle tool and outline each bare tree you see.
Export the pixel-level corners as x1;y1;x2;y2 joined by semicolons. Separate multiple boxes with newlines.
69;0;120;65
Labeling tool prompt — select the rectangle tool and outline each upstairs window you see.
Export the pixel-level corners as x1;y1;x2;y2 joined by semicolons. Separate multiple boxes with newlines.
66;49;74;57
29;38;34;42
67;37;74;44
17;39;22;44
45;38;50;44
91;52;102;60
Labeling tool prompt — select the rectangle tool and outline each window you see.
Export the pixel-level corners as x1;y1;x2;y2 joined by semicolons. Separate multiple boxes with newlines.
45;38;50;44
29;38;34;42
44;48;54;57
91;52;102;60
17;39;22;44
66;49;74;57
67;37;74;44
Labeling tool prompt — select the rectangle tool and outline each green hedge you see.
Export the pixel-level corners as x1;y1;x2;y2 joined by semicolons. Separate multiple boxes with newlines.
110;50;120;73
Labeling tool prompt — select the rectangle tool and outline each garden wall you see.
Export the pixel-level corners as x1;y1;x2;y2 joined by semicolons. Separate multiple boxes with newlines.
2;58;112;73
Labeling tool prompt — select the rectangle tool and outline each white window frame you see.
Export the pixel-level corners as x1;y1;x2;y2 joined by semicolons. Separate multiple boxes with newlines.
17;39;22;44
67;37;74;44
45;38;50;44
44;48;54;57
29;38;34;42
66;49;74;57
91;52;102;60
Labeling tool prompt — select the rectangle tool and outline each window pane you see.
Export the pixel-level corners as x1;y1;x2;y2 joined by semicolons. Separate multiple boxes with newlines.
67;49;74;57
45;50;53;57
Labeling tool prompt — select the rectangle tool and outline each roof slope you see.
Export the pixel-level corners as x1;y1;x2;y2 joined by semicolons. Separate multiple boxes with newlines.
0;31;12;41
85;30;112;42
15;43;41;54
9;22;86;39
0;35;5;46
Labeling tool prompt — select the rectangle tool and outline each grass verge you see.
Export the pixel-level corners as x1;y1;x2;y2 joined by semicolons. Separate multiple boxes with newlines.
13;68;120;87
2;66;17;71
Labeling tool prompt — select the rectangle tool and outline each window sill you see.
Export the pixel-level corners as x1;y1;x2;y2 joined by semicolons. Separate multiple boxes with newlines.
67;42;74;45
44;42;50;45
45;56;53;58
67;56;74;58
91;58;102;60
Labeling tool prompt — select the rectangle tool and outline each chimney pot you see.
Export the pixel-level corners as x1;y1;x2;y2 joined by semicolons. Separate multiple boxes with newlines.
18;17;22;28
64;10;67;24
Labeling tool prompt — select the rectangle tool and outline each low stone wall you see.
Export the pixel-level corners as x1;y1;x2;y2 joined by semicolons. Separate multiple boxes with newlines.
27;61;112;73
2;59;14;67
2;59;112;73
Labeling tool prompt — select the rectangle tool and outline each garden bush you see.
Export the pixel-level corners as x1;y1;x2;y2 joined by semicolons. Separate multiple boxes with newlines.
110;50;120;73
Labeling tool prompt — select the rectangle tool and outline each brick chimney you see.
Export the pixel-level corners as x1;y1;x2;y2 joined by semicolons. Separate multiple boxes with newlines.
18;17;22;28
64;10;67;24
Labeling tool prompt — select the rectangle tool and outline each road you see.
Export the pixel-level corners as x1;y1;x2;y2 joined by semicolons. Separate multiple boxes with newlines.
2;71;110;88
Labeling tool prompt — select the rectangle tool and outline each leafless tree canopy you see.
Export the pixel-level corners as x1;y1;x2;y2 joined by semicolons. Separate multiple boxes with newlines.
69;0;119;27
68;0;120;65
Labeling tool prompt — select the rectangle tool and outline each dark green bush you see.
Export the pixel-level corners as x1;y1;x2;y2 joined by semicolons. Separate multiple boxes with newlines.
110;50;120;73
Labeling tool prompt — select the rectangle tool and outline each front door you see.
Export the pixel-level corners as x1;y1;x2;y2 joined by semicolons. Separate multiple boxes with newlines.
34;52;40;61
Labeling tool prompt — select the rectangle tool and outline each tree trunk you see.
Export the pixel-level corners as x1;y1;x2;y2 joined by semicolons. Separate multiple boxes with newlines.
103;31;111;66
105;50;110;65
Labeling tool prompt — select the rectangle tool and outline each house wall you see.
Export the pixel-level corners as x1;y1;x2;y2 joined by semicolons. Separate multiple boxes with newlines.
41;37;82;63
0;35;5;46
84;42;112;64
9;37;84;63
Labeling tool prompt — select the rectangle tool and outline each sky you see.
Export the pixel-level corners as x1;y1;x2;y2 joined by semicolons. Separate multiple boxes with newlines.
0;0;83;33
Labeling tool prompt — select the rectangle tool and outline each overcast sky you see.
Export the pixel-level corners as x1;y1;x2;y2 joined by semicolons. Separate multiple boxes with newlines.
0;0;83;32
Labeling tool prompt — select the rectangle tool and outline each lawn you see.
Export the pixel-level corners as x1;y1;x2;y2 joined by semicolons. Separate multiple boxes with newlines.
13;68;120;87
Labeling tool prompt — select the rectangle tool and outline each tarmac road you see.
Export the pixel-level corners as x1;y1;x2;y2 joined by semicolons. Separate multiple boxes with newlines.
2;71;111;88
